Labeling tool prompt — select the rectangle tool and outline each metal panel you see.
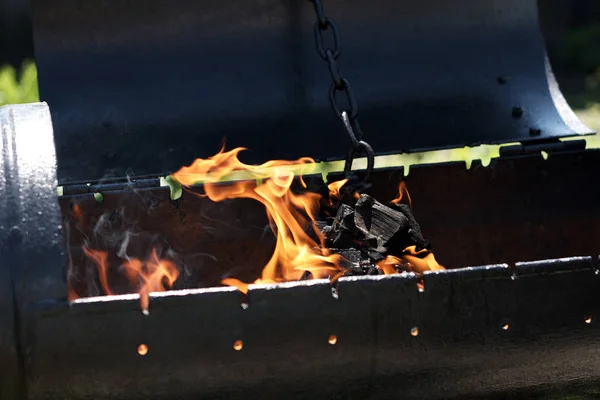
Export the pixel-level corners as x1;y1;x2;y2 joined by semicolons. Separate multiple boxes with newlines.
0;104;25;400
0;103;66;304
30;0;593;183
25;257;600;399
0;103;67;399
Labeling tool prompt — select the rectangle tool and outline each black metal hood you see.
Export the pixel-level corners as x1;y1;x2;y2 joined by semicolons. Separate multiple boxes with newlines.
30;0;593;183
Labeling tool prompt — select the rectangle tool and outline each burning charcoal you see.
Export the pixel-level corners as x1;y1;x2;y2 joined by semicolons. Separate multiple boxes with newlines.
339;248;361;265
326;248;361;269
367;264;383;275
366;249;386;262
314;220;331;235
320;204;361;249
335;204;358;233
327;229;360;249
353;194;409;250
306;220;332;243
342;261;370;276
389;203;430;251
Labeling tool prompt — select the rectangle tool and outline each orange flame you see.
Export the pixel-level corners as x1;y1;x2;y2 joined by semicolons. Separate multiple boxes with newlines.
82;245;113;296
377;245;444;275
68;288;80;302
401;245;445;273
376;256;399;275
78;149;444;300
82;244;178;312
122;248;179;313
382;181;443;275
391;181;412;208
326;178;360;205
173;147;346;288
327;178;348;205
72;203;84;225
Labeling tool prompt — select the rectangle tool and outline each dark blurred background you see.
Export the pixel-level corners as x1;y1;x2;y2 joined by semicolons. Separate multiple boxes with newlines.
538;0;600;107
1;0;599;103
0;0;32;69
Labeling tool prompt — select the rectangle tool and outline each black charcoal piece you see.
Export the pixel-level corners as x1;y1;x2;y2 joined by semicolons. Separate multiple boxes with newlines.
314;220;330;233
366;250;385;262
367;265;383;275
339;249;361;264
312;220;332;239
327;229;360;249
390;203;430;250
354;194;409;249
313;190;434;277
335;204;358;233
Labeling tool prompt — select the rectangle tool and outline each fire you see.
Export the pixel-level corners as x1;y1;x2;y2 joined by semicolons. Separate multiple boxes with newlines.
376;182;444;274
72;203;84;224
401;245;444;272
376;256;400;275
76;146;444;302
82;244;178;312
327;178;348;206
391;181;412;208
82;246;113;295
376;246;444;275
67;288;80;302
173;147;346;290
122;249;179;313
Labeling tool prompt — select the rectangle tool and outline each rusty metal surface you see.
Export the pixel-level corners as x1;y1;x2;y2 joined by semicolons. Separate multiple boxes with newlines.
31;0;592;183
25;257;600;399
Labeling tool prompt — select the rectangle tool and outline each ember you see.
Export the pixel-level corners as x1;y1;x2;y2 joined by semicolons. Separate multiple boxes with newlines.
137;344;149;356
233;340;244;351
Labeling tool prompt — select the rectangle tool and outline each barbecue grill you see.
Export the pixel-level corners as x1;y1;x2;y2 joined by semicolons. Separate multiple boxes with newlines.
1;0;599;399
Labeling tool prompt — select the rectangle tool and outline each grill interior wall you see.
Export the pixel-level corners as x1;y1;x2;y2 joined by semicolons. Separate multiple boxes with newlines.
59;150;600;297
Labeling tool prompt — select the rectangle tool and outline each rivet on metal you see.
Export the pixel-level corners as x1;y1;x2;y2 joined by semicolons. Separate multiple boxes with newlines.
529;128;542;136
511;106;523;118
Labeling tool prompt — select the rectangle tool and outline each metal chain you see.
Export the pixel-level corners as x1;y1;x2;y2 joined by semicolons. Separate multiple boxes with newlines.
308;0;375;185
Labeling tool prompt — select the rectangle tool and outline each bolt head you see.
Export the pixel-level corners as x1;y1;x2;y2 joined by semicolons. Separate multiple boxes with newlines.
529;128;542;136
512;107;523;118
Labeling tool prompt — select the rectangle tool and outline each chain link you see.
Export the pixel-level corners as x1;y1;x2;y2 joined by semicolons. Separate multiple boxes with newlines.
308;0;374;185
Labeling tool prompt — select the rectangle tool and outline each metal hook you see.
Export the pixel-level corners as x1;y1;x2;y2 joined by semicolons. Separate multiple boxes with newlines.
344;140;375;184
341;111;359;148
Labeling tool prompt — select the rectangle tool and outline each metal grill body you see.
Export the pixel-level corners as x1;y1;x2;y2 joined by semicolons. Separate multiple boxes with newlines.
1;0;599;398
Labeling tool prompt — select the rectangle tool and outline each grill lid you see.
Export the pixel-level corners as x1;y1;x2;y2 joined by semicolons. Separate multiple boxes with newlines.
30;0;593;183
